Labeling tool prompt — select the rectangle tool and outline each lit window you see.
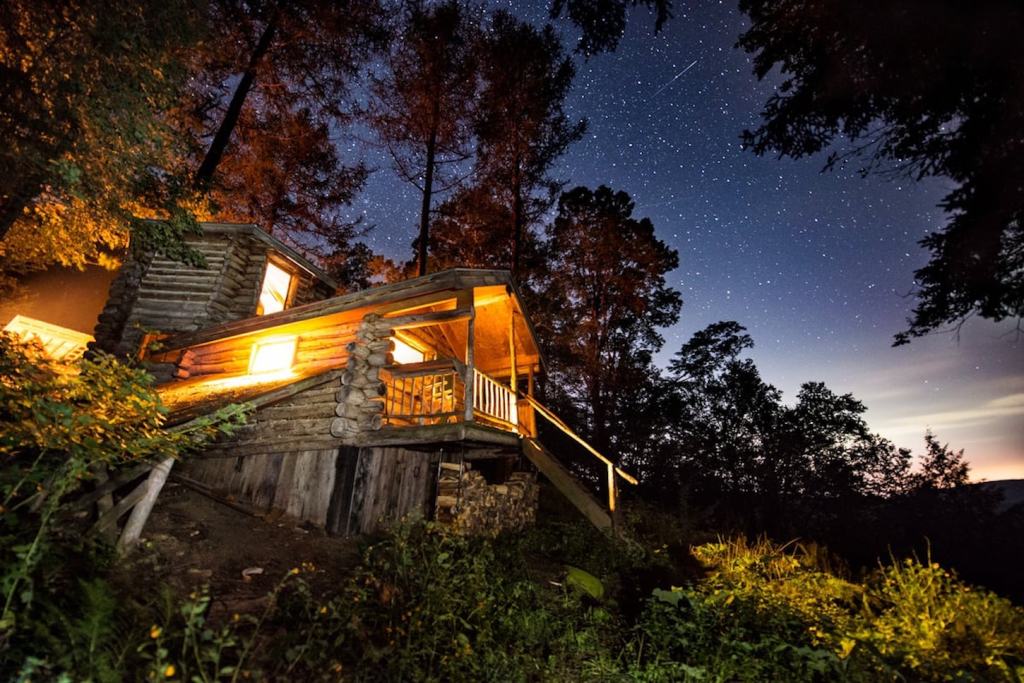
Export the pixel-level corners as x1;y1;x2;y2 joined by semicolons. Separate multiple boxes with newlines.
392;336;425;364
249;336;297;374
257;262;294;315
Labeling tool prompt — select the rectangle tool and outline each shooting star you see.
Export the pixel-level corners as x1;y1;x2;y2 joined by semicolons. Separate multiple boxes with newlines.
650;59;699;99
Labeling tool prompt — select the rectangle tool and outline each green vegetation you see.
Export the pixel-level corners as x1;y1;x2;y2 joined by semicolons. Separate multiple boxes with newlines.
4;516;1022;681
0;333;248;664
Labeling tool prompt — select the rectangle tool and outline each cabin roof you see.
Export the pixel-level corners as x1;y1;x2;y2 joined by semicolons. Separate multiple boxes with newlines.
198;222;338;291
157;268;546;370
160;367;344;426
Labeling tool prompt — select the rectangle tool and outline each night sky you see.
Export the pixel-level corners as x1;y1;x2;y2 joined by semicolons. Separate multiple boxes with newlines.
352;0;1024;480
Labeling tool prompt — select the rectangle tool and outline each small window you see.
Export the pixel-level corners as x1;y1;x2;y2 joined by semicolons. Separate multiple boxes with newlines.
257;262;294;315
249;336;297;374
392;336;425;365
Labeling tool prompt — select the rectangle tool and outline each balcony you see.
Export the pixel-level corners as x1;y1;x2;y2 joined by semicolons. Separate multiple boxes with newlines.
380;360;521;433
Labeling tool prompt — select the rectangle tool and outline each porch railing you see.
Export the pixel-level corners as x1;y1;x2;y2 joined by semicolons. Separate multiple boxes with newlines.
472;367;518;430
381;360;518;431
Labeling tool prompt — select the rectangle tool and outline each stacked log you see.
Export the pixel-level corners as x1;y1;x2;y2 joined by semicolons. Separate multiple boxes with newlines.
330;313;392;440
435;463;539;536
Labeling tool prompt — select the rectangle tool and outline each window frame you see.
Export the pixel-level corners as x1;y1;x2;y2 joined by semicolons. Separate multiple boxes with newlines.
256;256;299;316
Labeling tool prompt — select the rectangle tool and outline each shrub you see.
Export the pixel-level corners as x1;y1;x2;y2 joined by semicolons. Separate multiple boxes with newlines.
0;332;248;677
631;537;1024;682
857;558;1024;680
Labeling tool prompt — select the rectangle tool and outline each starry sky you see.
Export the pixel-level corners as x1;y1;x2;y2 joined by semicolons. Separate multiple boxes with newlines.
351;0;1024;481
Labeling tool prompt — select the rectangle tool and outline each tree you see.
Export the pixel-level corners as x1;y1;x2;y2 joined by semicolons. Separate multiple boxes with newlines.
664;321;914;532
368;0;480;276
736;0;1024;343
471;11;585;275
541;186;682;457
549;0;672;56
666;322;783;511
909;432;970;491
0;0;205;276
429;185;516;270
180;0;382;252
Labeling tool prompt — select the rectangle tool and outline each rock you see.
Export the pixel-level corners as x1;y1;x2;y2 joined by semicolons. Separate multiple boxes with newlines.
241;566;264;580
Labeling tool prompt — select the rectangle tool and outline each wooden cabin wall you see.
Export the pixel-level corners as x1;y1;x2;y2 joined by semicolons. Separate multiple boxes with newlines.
93;231;332;356
184;445;443;535
347;447;443;535
184;449;342;526
172;318;360;379
204;376;343;456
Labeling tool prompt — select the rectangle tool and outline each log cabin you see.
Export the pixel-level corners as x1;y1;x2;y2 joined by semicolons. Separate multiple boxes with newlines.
7;222;635;540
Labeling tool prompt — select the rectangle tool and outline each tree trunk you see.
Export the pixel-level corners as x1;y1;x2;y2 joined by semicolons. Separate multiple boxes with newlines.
417;125;438;277
193;5;281;189
116;457;174;552
511;163;524;277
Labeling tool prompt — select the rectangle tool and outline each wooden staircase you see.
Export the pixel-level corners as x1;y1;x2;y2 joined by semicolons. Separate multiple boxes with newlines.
522;438;612;531
517;395;637;533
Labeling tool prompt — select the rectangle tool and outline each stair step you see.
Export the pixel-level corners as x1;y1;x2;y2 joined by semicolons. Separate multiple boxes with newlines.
522;439;611;531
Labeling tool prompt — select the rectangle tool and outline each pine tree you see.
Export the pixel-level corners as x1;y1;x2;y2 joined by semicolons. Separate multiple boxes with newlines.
540;185;682;456
368;0;481;276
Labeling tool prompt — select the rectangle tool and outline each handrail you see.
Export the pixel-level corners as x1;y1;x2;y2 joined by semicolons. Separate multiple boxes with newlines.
473;368;518;428
520;394;638;485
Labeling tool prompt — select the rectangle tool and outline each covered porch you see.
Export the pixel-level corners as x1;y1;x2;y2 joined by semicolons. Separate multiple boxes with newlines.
372;281;541;444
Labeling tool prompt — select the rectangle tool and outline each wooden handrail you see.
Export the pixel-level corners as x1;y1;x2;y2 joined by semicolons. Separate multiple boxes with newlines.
520;394;638;486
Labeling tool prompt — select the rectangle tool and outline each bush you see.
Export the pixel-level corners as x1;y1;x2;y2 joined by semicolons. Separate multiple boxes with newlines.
0;332;248;677
631;537;1024;682
263;522;624;681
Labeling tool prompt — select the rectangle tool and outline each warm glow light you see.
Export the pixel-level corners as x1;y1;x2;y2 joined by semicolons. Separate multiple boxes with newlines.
392;336;425;364
3;314;93;361
257;262;293;315
249;336;297;374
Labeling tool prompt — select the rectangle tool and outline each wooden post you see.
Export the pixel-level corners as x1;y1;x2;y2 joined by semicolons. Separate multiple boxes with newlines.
508;307;517;392
464;298;475;423
117;457;174;552
527;366;534;398
607;463;616;513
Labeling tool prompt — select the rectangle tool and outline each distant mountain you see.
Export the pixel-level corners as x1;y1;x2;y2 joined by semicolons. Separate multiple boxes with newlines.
974;479;1024;513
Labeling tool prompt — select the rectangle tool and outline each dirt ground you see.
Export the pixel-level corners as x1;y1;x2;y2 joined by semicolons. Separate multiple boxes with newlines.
125;482;361;620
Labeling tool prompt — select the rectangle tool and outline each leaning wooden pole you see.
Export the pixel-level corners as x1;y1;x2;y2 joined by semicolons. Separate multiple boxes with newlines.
116;457;174;552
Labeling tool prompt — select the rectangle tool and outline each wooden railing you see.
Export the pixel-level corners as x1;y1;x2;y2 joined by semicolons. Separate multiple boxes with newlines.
382;360;464;426
472;368;518;430
519;394;637;514
381;360;519;431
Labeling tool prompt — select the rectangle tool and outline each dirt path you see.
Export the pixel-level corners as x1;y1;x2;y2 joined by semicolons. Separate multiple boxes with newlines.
131;482;361;620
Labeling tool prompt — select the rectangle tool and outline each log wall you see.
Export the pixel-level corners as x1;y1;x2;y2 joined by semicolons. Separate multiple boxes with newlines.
93;230;333;357
174;319;360;380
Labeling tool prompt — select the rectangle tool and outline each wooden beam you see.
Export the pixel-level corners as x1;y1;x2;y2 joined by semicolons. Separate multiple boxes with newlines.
522;439;612;531
384;307;472;331
508;306;517;392
464;300;475;423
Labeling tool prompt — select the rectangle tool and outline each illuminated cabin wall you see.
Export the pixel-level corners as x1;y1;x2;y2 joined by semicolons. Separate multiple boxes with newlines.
155;317;363;382
93;226;333;357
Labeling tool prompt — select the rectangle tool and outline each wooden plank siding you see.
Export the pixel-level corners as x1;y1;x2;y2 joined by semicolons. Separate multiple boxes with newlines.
346;447;442;535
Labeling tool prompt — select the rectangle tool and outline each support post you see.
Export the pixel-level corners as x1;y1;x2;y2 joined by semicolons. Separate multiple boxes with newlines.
117;457;174;552
464;297;475;423
607;463;616;513
527;366;534;398
508;307;518;392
